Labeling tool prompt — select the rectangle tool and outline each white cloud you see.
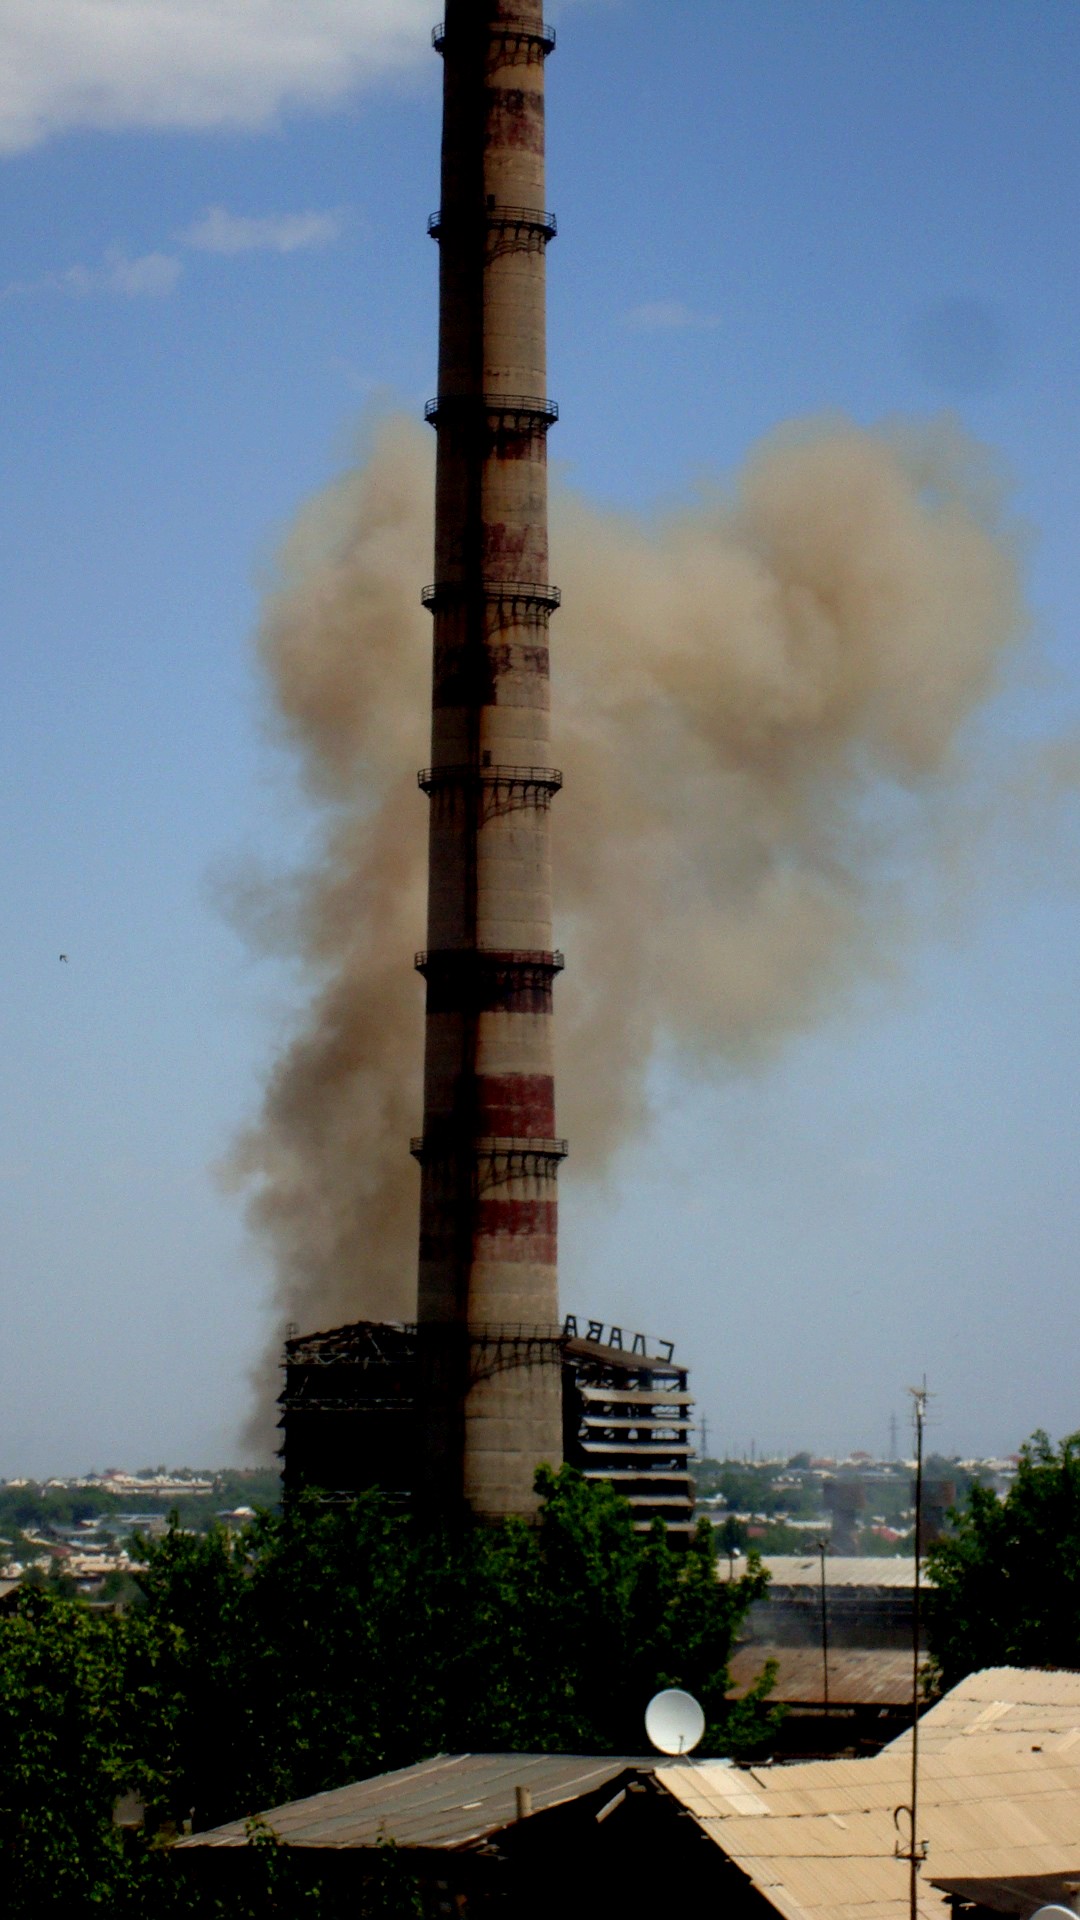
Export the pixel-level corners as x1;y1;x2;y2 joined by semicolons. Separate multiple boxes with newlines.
182;206;343;255
0;202;343;305
624;300;722;332
0;0;433;153
1;248;182;302
102;249;183;295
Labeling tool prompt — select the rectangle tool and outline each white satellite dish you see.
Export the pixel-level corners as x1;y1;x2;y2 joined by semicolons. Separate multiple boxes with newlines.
645;1688;705;1756
1029;1908;1077;1920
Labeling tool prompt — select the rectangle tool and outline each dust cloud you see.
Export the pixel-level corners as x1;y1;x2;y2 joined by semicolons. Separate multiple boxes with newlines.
231;412;1024;1448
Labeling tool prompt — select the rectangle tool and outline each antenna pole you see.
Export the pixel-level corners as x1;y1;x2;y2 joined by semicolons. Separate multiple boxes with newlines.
897;1381;929;1920
816;1535;830;1723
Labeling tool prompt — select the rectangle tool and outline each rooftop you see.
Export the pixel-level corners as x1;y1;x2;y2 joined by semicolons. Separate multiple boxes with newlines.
720;1555;922;1590
178;1666;1080;1920
663;1730;1080;1920
177;1753;651;1852
727;1645;915;1707
890;1664;1080;1754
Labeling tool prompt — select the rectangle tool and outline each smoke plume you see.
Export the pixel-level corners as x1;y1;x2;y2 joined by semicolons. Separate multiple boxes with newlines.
232;411;1024;1448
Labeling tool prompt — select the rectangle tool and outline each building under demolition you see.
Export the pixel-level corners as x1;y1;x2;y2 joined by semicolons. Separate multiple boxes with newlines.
280;1315;695;1536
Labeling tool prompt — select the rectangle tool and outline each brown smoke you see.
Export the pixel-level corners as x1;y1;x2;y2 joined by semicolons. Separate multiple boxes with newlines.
231;411;1024;1450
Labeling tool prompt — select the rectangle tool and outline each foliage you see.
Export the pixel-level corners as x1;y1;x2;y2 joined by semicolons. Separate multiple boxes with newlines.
853;1527;915;1558
746;1520;828;1553
693;1460;822;1516
0;1586;181;1917
0;1470;281;1553
237;1818;422;1918
134;1465;778;1826
923;1454;985;1504
0;1468;777;1916
928;1430;1080;1685
692;1458;939;1531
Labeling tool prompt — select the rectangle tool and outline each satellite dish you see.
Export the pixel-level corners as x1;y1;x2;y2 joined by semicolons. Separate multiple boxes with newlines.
645;1688;705;1756
1029;1909;1077;1920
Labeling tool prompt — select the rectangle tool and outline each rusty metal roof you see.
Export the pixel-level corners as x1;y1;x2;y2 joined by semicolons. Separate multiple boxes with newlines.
728;1646;915;1707
177;1753;649;1852
659;1693;1080;1920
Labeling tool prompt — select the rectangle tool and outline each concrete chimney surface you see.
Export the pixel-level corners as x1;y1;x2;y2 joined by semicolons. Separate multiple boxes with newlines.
416;3;564;1521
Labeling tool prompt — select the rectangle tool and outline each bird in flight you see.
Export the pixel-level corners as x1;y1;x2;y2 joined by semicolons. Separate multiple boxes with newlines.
59;954;68;963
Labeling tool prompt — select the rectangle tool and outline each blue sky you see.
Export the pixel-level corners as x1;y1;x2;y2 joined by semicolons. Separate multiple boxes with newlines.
1;0;1078;1471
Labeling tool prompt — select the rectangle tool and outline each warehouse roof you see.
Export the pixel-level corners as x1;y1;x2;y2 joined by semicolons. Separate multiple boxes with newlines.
887;1665;1080;1755
663;1723;1080;1920
177;1752;649;1852
719;1556;922;1590
932;1872;1080;1915
179;1666;1080;1920
728;1645;915;1707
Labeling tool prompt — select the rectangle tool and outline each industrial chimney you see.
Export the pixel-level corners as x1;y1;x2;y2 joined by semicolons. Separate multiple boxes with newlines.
413;3;565;1521
278;8;696;1538
824;1477;866;1555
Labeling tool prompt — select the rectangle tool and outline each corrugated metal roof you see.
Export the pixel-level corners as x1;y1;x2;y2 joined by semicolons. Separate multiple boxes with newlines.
659;1685;1080;1920
720;1556;922;1591
728;1646;915;1707
932;1871;1080;1914
179;1665;1080;1920
889;1666;1080;1754
178;1753;648;1851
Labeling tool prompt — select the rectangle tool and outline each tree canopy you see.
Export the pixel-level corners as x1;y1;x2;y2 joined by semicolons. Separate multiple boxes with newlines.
928;1430;1080;1687
0;1466;778;1917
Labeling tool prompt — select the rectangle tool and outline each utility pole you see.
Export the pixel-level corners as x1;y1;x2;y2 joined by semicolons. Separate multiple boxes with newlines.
815;1534;830;1722
894;1381;929;1920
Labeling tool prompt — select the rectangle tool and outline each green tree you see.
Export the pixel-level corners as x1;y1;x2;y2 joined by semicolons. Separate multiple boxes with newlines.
0;1470;778;1915
0;1587;173;1916
131;1467;779;1826
928;1430;1080;1686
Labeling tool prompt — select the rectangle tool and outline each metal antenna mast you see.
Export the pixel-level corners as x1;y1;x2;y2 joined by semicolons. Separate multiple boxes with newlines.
814;1533;830;1723
894;1380;929;1920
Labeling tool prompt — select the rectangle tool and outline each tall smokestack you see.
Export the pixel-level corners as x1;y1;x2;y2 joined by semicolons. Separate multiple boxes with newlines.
414;3;564;1520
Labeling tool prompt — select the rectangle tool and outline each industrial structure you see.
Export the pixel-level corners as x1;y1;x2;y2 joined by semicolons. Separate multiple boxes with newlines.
561;1321;695;1534
723;1553;927;1756
414;1;565;1521
280;1316;696;1537
277;6;696;1528
823;1476;866;1554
